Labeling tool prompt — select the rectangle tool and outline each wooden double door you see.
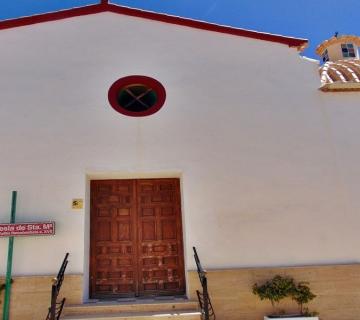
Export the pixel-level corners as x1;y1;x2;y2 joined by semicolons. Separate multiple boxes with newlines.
90;178;185;298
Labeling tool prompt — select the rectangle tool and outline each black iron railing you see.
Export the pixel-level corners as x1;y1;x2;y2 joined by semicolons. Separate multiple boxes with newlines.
193;247;215;320
46;253;69;320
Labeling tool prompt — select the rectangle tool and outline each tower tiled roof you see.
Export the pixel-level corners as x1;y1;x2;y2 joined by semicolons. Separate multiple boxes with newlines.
316;35;360;55
319;59;360;91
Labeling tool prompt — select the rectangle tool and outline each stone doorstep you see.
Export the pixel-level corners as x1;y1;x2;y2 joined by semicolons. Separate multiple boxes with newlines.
61;310;201;320
63;300;199;316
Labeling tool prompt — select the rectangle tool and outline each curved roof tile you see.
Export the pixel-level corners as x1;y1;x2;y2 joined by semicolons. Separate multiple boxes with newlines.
319;59;360;91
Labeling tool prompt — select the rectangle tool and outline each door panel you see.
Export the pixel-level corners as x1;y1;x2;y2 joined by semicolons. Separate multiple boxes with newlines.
90;180;138;298
137;179;185;295
90;178;185;298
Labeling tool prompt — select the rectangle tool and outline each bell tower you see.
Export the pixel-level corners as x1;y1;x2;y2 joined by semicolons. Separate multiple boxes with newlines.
316;34;360;91
316;34;360;63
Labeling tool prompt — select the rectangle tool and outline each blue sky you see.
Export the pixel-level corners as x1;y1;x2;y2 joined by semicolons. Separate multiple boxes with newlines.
1;0;360;58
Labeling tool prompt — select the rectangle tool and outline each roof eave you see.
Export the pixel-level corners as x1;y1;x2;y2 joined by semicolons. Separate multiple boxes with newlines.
0;4;107;31
0;3;308;51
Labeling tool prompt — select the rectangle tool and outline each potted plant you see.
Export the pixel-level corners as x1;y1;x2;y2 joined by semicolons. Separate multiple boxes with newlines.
252;275;318;320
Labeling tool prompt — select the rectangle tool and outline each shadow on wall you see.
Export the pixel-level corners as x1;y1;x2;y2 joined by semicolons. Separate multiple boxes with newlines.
188;264;360;320
0;275;82;320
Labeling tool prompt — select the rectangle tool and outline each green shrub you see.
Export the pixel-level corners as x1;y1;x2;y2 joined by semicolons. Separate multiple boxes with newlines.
252;275;317;316
291;282;316;314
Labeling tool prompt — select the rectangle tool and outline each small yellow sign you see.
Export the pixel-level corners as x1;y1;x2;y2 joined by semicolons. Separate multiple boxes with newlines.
72;199;83;210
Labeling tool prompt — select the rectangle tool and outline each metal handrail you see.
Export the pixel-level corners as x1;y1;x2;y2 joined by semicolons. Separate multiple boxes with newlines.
46;253;69;320
193;247;215;320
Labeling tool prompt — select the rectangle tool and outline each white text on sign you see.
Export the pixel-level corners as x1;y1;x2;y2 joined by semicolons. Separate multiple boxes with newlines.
0;222;55;237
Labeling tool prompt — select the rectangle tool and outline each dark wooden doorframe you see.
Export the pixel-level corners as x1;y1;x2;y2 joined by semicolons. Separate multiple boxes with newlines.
89;178;186;299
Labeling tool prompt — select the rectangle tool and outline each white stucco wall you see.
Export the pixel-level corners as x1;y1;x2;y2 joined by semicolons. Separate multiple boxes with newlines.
0;12;360;281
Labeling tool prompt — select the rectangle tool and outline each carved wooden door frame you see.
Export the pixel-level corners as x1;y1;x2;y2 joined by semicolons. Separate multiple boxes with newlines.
89;178;186;299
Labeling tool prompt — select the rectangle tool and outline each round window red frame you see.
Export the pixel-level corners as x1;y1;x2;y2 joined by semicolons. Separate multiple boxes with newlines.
108;75;166;117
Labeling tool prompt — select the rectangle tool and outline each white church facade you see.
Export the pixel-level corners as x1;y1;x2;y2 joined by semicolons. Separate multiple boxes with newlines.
1;1;360;319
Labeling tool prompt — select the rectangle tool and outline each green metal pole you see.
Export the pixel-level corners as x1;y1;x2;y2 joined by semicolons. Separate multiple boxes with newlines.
2;191;17;320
